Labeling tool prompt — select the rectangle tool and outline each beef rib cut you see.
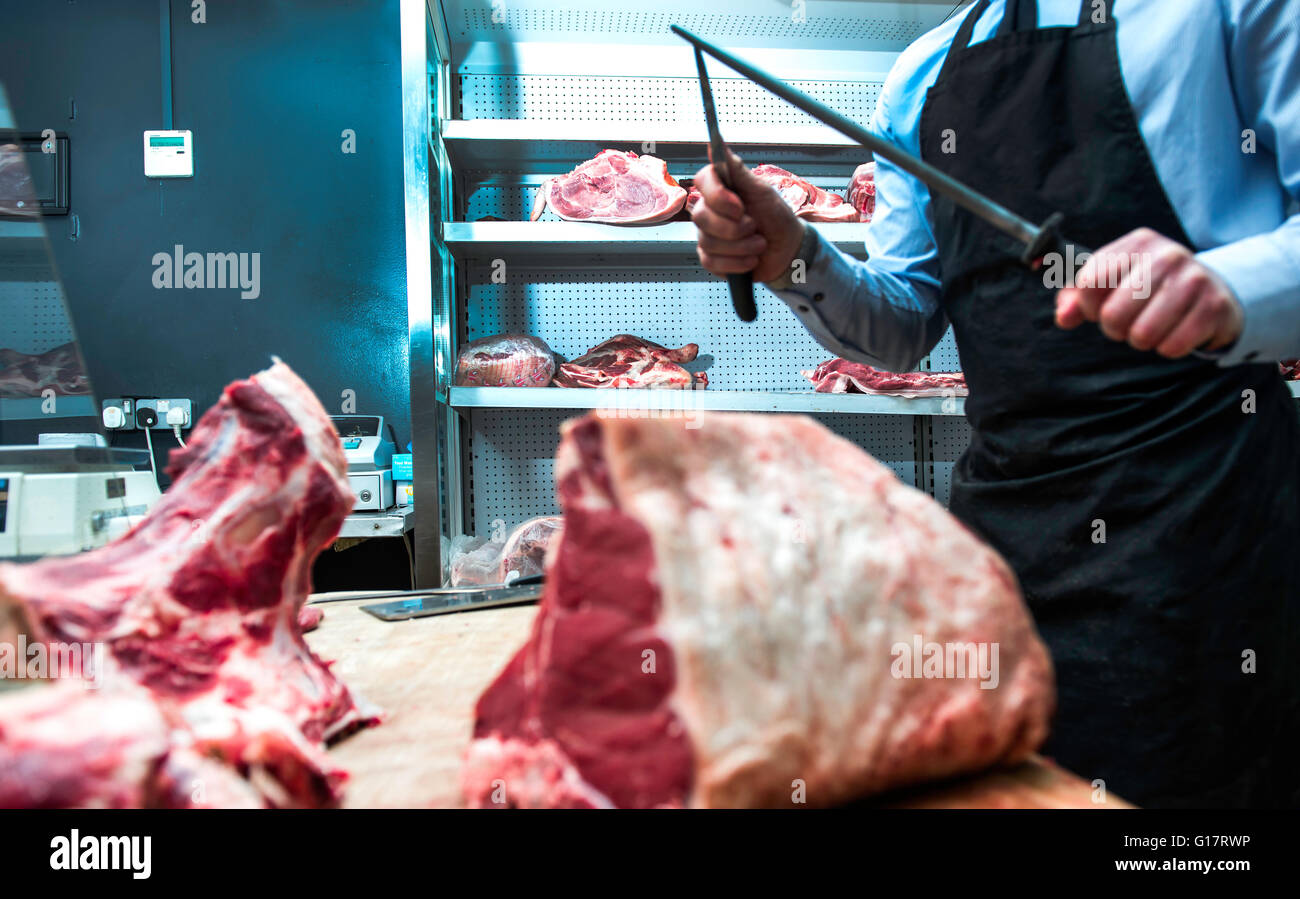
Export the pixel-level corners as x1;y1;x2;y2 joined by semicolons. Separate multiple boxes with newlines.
848;162;877;223
462;412;1055;808
553;335;708;390
687;164;858;223
0;361;377;808
804;358;967;398
531;150;687;224
455;334;555;388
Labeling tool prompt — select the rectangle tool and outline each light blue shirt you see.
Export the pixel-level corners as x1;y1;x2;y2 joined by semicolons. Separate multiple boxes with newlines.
772;0;1300;370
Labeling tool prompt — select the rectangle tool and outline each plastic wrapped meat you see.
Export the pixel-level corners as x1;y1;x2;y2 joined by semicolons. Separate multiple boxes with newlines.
449;517;564;587
455;335;555;388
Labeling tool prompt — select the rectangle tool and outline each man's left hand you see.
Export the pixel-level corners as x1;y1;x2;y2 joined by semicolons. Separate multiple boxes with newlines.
1055;227;1244;357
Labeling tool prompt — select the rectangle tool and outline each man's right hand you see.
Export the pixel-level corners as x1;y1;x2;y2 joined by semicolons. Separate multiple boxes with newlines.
691;152;805;284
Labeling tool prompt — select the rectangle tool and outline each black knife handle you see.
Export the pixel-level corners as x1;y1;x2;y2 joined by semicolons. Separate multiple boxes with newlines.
728;272;757;322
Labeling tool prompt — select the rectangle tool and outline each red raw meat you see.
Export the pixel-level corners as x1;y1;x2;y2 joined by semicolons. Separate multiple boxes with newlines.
803;358;968;398
531;150;686;224
553;335;708;390
298;606;324;632
0;342;90;398
849;162;876;223
462;412;1055;808
0;361;377;808
455;334;555;387
686;164;858;223
450;517;564;587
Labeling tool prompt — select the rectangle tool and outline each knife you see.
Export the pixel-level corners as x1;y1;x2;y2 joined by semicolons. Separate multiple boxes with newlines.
671;25;1088;267
693;46;758;322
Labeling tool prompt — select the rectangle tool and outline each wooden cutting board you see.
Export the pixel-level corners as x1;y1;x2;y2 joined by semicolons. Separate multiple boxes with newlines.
307;598;1125;809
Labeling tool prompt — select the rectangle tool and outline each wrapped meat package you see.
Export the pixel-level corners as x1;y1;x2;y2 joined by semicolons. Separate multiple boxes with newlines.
455;335;555;388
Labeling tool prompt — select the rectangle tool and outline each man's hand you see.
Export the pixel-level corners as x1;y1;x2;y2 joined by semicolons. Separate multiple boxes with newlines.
691;152;805;284
1055;228;1244;357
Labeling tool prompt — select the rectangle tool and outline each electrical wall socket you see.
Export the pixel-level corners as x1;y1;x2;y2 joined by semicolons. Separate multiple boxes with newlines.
134;398;192;430
101;398;135;430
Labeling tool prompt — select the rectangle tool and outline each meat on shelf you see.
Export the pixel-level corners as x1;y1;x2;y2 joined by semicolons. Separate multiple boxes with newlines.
530;150;687;224
687;163;859;223
804;358;968;398
455;334;556;388
553;335;708;390
848;161;876;223
0;342;90;398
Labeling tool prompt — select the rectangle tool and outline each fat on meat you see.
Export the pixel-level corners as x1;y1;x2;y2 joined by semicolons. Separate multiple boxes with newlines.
553;335;708;390
462;412;1055;808
531;150;687;224
848;162;876;223
686;164;858;223
0;361;377;808
804;359;968;398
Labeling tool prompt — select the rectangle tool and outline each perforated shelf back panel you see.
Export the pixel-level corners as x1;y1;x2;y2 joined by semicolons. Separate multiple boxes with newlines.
923;327;972;506
0;282;77;353
468;408;918;536
460;74;880;127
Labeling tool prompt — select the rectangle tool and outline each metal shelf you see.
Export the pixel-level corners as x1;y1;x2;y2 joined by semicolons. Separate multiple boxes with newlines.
451;382;1300;415
444;220;869;258
449;386;964;416
443;119;869;173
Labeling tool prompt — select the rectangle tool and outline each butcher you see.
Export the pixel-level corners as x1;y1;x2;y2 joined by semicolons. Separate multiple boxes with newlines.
690;0;1300;808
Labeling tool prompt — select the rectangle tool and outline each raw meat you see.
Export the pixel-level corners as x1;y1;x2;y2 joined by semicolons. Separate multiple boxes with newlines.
0;342;90;398
298;606;324;632
687;164;858;223
803;359;968;398
553;335;708;390
849;161;876;223
0;361;377;808
462;412;1055;808
455;334;555;388
450;517;564;587
531;150;687;224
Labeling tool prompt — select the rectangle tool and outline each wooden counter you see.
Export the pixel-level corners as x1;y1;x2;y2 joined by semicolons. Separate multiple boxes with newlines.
307;598;1124;809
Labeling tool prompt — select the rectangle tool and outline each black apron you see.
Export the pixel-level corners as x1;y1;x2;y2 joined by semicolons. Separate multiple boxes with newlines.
919;0;1300;807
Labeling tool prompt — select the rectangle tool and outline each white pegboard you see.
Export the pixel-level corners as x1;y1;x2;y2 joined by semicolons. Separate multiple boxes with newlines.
925;324;963;372
920;328;970;506
460;74;880;127
929;415;973;507
467;408;917;536
0;281;76;353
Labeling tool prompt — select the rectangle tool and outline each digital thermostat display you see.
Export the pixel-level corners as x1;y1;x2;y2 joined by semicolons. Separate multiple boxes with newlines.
143;129;193;178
